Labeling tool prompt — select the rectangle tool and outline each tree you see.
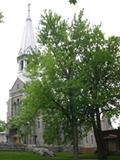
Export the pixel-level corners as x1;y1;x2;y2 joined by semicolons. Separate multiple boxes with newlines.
80;33;120;159
0;120;6;132
0;12;3;23
13;10;93;160
69;0;77;4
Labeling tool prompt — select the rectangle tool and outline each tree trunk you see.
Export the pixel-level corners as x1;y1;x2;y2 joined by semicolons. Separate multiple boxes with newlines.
72;123;80;160
93;120;108;160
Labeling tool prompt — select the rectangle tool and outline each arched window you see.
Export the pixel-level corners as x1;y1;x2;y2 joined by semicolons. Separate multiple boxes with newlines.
20;60;23;70
91;135;94;144
17;99;19;104
38;120;40;128
17;84;19;89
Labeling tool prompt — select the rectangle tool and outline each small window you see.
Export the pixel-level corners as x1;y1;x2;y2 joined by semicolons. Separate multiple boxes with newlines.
11;106;13;116
13;102;16;106
86;136;88;143
91;135;94;144
38;121;40;128
20;60;23;70
17;84;19;89
17;99;19;103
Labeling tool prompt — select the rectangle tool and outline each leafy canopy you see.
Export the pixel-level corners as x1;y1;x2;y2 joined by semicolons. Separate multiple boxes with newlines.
69;0;77;4
0;120;6;132
0;12;3;23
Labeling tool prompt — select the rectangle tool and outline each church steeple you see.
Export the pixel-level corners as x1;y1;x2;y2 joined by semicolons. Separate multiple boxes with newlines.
17;4;35;75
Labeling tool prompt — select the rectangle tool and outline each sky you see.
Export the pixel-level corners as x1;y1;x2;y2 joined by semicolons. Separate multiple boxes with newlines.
0;0;120;126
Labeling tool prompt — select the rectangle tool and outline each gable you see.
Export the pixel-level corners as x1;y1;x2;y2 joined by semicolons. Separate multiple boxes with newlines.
10;77;25;93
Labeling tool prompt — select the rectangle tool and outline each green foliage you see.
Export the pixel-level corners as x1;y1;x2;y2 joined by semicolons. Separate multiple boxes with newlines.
0;120;6;132
69;0;77;4
80;34;120;119
0;12;3;23
43;112;64;145
43;110;73;145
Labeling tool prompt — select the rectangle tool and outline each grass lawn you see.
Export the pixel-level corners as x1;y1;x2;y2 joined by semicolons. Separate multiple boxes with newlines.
0;151;120;160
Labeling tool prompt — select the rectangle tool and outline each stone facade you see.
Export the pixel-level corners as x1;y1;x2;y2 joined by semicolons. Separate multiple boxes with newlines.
0;132;6;143
7;77;44;145
7;78;24;121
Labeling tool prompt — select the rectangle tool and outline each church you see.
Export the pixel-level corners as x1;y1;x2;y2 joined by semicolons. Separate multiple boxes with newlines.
7;4;44;145
7;4;113;152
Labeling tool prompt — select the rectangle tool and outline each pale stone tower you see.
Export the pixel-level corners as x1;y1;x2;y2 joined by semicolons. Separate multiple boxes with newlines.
7;3;35;121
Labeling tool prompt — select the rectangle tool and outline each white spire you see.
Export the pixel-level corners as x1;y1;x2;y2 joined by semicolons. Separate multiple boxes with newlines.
18;3;35;55
17;4;35;77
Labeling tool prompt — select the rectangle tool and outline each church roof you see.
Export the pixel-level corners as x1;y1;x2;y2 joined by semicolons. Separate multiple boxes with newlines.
9;75;30;93
18;74;30;83
9;77;24;93
18;4;35;55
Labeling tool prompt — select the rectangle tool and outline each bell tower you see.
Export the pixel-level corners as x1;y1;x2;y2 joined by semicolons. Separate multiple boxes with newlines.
17;4;35;76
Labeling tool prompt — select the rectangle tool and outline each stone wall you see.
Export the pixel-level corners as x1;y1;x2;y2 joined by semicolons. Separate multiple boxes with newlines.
0;143;26;151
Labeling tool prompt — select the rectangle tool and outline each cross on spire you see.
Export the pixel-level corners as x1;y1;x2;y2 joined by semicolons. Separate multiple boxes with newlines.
28;3;31;17
26;3;31;21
